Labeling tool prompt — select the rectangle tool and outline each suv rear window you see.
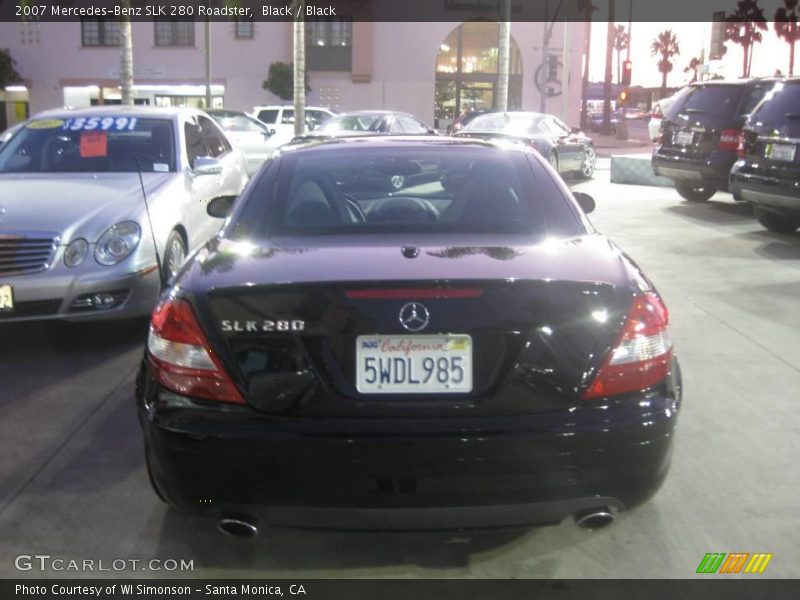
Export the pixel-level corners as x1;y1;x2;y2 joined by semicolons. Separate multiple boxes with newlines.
749;82;800;125
676;84;772;119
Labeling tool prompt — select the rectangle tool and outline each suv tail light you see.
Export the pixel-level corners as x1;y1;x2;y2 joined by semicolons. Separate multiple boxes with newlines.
147;297;244;404
719;128;743;152
651;104;663;119
583;292;673;400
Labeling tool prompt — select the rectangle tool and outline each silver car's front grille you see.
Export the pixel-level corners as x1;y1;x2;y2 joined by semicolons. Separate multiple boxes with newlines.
0;231;60;276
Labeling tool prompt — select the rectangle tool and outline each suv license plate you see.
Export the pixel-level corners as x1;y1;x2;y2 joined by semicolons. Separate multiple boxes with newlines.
0;284;14;311
356;334;473;394
767;143;796;162
674;131;694;146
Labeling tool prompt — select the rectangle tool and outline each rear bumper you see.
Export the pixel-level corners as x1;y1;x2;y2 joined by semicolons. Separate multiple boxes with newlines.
729;161;800;213
652;149;736;191
138;358;682;529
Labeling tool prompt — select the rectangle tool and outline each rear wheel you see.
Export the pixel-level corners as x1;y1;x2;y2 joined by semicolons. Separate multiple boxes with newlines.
579;146;597;179
674;182;717;202
754;206;800;233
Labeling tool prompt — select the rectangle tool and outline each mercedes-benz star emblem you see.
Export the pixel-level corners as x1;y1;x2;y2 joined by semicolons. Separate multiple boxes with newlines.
399;302;430;332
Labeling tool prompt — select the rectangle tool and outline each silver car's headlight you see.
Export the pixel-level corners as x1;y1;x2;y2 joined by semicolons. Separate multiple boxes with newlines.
94;221;141;266
64;238;89;268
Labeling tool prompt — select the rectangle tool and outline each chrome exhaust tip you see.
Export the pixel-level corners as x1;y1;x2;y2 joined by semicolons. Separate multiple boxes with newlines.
573;507;614;530
218;516;258;539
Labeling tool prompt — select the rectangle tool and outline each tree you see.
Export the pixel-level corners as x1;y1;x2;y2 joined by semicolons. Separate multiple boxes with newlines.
119;0;134;105
775;0;800;76
613;25;629;84
262;61;310;101
684;56;701;83
651;29;680;92
0;48;21;88
725;0;767;78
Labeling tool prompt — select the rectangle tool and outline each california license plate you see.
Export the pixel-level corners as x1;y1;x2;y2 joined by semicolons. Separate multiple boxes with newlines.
767;143;796;162
674;131;694;146
0;284;14;311
356;334;473;394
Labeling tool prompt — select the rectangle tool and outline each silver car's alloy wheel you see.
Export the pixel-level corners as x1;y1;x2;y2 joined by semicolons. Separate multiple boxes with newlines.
165;234;186;281
581;146;597;178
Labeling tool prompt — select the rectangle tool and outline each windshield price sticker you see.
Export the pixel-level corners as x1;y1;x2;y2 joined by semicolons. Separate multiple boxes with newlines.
63;117;139;132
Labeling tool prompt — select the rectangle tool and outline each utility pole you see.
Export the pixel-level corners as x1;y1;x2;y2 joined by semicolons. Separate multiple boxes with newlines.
204;14;212;108
602;0;615;134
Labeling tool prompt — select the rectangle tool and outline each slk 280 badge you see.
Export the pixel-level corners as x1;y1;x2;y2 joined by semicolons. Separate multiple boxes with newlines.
221;319;305;332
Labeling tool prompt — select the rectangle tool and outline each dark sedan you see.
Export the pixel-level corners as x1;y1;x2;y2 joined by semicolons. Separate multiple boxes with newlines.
136;137;681;533
456;111;597;178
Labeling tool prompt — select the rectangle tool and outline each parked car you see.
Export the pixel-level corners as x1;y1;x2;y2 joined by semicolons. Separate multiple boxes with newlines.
207;109;280;175
137;136;681;530
252;104;334;140
0;106;248;322
457;111;597;178
648;88;690;142
652;79;778;202
587;111;619;134
307;110;433;137
449;108;490;133
730;79;800;233
618;107;649;120
0;122;24;146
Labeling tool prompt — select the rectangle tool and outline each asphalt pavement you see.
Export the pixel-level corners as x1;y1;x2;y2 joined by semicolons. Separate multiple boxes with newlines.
0;174;798;579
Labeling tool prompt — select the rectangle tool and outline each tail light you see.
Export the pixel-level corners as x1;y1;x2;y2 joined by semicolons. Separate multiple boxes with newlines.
583;292;673;400
737;132;746;158
719;128;743;152
147;297;244;404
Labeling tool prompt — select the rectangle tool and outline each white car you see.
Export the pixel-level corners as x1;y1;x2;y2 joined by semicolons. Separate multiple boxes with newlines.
0;106;248;322
648;88;689;141
207;109;281;175
251;105;336;148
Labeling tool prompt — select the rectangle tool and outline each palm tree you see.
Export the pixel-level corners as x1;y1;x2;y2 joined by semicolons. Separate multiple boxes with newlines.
119;0;134;105
684;56;701;83
725;0;767;78
292;0;306;136
775;0;800;76
613;25;629;84
651;29;680;92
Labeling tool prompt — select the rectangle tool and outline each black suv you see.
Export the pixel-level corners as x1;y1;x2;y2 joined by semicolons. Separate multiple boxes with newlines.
652;79;779;202
730;80;800;233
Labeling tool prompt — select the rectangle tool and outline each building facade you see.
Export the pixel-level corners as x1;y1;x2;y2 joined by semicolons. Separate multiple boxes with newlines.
0;19;588;132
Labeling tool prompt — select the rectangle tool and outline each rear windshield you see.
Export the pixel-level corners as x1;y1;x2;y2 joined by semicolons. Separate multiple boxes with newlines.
675;84;772;119
463;113;540;135
210;112;270;134
228;145;585;239
0;116;175;173
749;82;800;126
318;114;382;133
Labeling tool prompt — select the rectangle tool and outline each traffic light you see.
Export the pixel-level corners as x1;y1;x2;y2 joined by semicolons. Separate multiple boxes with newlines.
621;60;632;86
618;89;629;107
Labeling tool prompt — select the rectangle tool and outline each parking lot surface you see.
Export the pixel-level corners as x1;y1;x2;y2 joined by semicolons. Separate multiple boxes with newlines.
1;169;798;579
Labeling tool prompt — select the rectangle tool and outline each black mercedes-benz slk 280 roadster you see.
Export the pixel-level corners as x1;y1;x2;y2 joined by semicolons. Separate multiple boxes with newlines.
136;136;682;532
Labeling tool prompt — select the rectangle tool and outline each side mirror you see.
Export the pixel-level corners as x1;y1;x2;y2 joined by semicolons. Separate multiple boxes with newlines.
192;156;223;176
573;191;595;214
427;128;437;135
570;126;581;134
207;195;237;218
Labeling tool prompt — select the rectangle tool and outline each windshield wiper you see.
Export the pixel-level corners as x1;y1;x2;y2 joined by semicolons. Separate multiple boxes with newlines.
683;108;710;114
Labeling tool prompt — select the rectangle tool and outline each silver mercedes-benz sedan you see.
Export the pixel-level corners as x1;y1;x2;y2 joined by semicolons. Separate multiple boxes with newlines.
0;106;248;322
